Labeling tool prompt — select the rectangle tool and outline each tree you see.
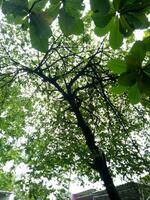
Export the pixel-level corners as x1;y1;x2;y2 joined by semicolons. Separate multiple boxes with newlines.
0;1;150;200
140;175;150;185
0;170;14;191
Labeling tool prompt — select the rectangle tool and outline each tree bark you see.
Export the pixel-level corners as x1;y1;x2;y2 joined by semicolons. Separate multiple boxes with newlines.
70;101;121;200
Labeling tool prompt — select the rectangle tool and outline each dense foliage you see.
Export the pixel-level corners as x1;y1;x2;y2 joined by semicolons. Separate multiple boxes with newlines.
0;0;150;200
1;0;150;51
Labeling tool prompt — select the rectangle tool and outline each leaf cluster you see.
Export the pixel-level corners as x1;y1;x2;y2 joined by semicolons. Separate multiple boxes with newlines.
0;0;149;51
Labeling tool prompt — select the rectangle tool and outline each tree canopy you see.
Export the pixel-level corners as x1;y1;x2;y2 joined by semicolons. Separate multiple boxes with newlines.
1;0;150;51
0;1;150;200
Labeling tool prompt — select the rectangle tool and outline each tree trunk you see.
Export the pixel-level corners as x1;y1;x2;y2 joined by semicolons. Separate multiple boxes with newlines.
94;153;121;200
70;101;121;200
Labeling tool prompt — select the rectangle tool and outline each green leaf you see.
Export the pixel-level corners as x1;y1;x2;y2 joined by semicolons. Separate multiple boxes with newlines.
2;0;28;16
111;84;127;94
125;55;141;71
120;0;146;12
128;83;141;104
113;0;120;10
29;12;52;52
144;68;150;78
126;41;146;70
118;72;137;86
0;0;3;7
92;12;113;28
64;0;84;17
119;0;136;8
5;14;25;24
119;15;133;37
21;17;29;30
138;74;150;96
50;0;60;4
94;17;114;37
94;24;110;37
90;0;110;14
143;36;150;51
126;12;149;29
59;8;84;36
28;0;48;12
107;59;127;74
109;17;123;49
42;2;60;25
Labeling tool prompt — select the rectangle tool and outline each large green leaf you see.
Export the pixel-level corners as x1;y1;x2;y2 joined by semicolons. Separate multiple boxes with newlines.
109;17;123;49
2;0;28;16
92;12;113;28
118;71;137;86
143;36;150;51
90;0;110;14
128;83;141;104
119;0;136;9
28;0;48;12
113;0;120;10
118;1;150;38
64;0;84;17
125;12;149;29
29;12;52;52
121;0;150;12
59;8;84;36
107;59;127;74
50;0;60;4
125;55;141;71
111;84;127;94
126;41;146;70
42;2;60;25
119;15;133;37
138;74;150;96
94;19;111;37
144;67;150;78
4;14;25;25
0;0;3;7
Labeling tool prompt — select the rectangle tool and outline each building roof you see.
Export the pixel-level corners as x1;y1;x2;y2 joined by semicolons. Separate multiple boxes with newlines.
72;182;150;200
0;191;12;197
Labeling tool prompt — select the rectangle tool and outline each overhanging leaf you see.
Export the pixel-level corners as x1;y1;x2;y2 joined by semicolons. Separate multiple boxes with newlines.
125;12;149;29
50;0;60;4
143;36;150;51
42;2;60;25
113;0;120;10
126;41;146;70
118;71;137;86
64;0;84;17
144;68;150;77
2;0;28;17
107;59;127;74
128;83;141;104
90;0;110;14
59;8;84;36
120;0;148;12
119;0;136;9
92;12;113;28
0;0;3;7
94;22;111;37
28;0;48;12
119;15;134;37
138;74;150;96
5;14;25;25
29;12;52;52
109;17;123;49
111;84;127;94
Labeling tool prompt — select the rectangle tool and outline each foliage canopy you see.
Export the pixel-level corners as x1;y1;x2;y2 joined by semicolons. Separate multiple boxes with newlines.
0;0;150;199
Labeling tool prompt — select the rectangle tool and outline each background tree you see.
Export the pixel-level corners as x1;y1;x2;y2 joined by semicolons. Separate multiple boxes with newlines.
0;0;150;200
